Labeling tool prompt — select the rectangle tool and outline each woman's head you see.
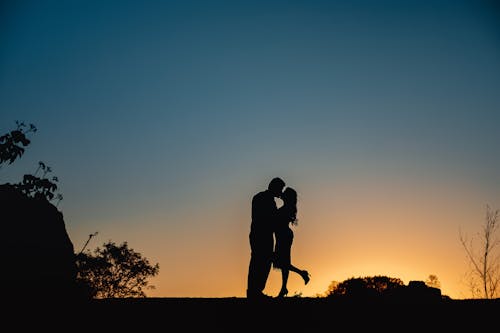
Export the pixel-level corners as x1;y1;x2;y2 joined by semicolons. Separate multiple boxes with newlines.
282;187;297;205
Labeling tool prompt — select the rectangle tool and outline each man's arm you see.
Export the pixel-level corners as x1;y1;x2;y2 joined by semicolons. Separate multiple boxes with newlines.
252;192;277;226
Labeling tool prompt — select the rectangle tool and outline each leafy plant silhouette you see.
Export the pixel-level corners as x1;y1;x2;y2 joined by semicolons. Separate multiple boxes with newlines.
14;161;63;206
0;121;37;168
1;121;63;206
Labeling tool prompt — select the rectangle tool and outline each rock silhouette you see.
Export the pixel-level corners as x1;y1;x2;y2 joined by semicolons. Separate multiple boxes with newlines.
1;184;77;300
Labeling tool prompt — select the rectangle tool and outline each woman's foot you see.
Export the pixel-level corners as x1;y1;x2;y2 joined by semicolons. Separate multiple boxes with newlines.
301;270;310;285
277;288;288;298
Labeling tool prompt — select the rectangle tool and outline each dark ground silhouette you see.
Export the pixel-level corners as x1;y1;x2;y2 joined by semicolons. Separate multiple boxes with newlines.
11;296;497;331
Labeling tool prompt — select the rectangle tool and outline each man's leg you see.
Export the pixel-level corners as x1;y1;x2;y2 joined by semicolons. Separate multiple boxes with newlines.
247;254;258;297
247;233;273;298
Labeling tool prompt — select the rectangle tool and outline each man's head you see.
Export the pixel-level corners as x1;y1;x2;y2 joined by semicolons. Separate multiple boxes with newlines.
268;177;285;198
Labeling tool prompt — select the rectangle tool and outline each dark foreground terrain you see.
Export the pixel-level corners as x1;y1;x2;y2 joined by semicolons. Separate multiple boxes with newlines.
10;297;500;331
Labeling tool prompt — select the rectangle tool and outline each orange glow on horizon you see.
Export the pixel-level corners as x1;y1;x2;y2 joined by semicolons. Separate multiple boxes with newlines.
67;173;491;300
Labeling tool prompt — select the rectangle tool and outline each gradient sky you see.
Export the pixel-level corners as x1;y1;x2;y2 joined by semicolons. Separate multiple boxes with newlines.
1;0;500;299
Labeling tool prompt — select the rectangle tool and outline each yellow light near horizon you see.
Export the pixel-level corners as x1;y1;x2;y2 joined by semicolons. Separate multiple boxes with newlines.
70;173;483;300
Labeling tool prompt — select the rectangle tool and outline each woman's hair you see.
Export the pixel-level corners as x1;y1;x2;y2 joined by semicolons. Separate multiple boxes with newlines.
282;187;298;225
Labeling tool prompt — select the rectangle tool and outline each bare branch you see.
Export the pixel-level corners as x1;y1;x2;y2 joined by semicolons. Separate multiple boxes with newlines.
460;205;500;298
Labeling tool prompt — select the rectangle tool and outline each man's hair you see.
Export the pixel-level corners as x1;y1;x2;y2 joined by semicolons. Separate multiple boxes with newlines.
268;177;285;190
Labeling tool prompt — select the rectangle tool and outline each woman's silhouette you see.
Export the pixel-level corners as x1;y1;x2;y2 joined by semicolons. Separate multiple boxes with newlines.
273;187;310;297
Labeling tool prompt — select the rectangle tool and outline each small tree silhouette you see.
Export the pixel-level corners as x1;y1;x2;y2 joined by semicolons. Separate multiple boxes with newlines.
460;205;500;299
76;240;160;298
425;274;441;289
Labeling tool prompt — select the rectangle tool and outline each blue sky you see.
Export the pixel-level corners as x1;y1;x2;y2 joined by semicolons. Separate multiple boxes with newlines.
1;0;500;298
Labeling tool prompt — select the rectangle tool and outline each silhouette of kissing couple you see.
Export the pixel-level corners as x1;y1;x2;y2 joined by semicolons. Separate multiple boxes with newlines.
247;177;310;299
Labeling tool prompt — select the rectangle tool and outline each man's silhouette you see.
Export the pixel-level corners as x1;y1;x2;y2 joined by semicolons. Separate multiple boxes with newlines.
247;177;285;299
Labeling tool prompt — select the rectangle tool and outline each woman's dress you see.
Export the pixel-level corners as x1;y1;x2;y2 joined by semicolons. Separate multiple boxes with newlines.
273;209;294;270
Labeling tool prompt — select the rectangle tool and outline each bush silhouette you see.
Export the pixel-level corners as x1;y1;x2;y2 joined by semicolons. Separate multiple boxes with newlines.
76;241;160;298
326;275;405;300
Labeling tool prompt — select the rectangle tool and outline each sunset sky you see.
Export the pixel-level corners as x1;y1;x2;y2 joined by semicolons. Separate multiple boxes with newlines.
1;0;500;299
